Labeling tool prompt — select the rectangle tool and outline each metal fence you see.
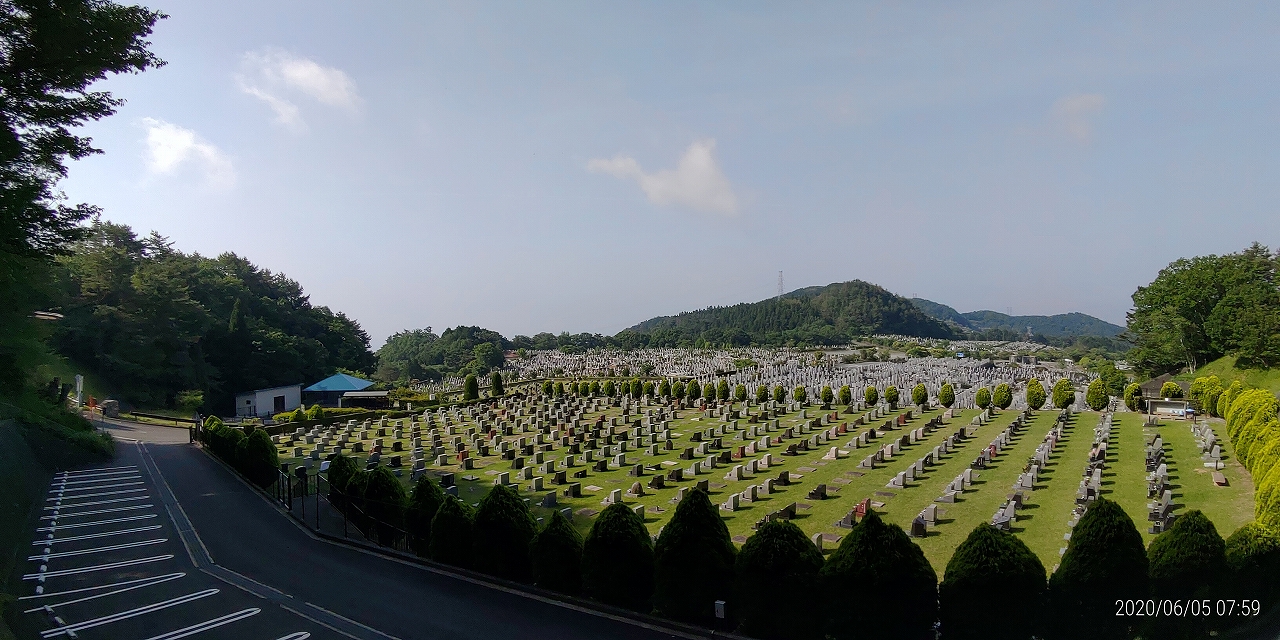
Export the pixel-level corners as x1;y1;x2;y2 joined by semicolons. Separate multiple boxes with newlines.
270;464;416;555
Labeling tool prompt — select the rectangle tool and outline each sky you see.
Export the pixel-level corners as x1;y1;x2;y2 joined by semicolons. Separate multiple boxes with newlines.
62;1;1280;346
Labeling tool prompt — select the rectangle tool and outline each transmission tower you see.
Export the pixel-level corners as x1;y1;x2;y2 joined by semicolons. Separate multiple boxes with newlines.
777;271;784;299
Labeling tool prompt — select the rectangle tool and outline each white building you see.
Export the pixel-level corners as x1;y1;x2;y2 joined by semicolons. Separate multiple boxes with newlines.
234;384;302;418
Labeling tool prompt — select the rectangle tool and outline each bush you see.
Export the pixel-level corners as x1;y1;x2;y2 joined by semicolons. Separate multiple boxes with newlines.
884;386;899;407
1159;380;1183;399
1048;497;1149;640
717;379;730;401
838;385;852;406
1147;510;1227;637
406;475;445;556
653;488;736;625
429;495;475;568
687;379;701;401
472;484;537;582
864;385;879;406
974;386;991;409
1218;380;1244;418
659;379;671;397
582;502;654;612
734;383;747;402
531;509;583;595
993;383;1012;410
940;523;1044;640
793;385;806;403
1026;378;1046;411
360;466;407;545
490;371;504;396
938;383;955;408
1189;375;1223;416
734;520;824;640
326;454;359;508
755;384;767;403
1124;382;1145;412
673;381;686;400
235;428;279;488
290;406;306;423
821;510;936;640
1226;522;1280;608
1085;378;1109;411
773;384;785;403
1052;378;1075;410
911;383;928;407
305;404;325;420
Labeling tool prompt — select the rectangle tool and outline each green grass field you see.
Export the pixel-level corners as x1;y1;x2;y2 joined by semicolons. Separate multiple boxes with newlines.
275;398;1258;577
1175;355;1280;397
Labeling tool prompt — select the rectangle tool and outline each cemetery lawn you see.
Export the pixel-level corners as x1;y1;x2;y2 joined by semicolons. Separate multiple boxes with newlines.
273;400;1258;579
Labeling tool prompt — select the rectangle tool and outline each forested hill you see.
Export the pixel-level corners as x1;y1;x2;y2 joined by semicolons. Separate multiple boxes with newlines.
910;298;1125;338
623;280;956;346
52;221;376;412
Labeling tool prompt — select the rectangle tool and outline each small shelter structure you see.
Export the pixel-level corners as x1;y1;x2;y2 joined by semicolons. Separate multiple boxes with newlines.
304;373;374;407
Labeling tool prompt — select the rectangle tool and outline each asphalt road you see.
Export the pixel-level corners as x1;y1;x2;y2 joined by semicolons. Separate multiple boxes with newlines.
99;419;689;640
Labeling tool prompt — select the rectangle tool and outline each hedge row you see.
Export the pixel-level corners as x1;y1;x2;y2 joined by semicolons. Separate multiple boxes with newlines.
200;416;278;488
1220;384;1280;529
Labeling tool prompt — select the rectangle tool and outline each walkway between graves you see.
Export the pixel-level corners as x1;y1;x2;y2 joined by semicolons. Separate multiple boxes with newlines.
1160;416;1253;537
1011;413;1094;568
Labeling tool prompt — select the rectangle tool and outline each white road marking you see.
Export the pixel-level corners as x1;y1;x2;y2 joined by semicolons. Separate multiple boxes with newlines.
38;588;219;637
35;524;162;545
46;488;147;502
274;633;311;640
53;469;140;481
19;572;185;600
40;504;154;519
37;513;157;532
22;554;173;580
44;495;148;510
48;481;144;494
28;538;167;560
50;475;142;487
21;572;185;612
141;608;261;640
56;465;138;475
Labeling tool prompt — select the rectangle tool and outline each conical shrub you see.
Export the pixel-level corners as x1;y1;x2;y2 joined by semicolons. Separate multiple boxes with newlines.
939;523;1044;640
360;466;407;546
653;488;736;625
1147;510;1227;638
734;520;824;640
821;510;936;640
429;495;475;568
531;509;583;595
406;475;445;556
1048;497;1148;640
1225;522;1280;608
582;503;654;611
472;484;537;582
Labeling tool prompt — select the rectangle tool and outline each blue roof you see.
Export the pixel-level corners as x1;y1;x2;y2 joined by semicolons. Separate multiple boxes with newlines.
304;373;374;392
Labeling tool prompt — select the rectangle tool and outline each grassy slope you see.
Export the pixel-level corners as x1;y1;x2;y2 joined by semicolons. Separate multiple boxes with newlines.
1175;355;1280;397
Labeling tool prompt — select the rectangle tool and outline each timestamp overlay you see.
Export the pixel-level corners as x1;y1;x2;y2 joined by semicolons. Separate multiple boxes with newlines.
1117;600;1263;618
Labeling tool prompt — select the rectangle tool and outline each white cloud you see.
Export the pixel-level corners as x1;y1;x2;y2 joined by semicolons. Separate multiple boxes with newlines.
237;48;360;131
140;118;235;188
1052;93;1106;143
587;139;738;215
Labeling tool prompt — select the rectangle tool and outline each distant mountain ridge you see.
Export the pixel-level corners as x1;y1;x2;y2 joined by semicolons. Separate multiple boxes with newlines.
909;298;1124;338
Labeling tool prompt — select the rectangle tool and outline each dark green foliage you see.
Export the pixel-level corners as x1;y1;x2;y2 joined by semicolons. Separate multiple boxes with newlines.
589;380;601;395
939;523;1044;640
359;466;407;546
755;384;767;403
1026;378;1046;410
838;385;852;406
429;495;475;568
864;385;879;406
326;454;358;507
673;381;686;400
658;379;671;397
581;503;654;612
687;379;701;401
405;475;445;556
821;510;937;640
531;509;583;595
625;280;956;346
1085;379;1109;411
472;484;537;582
974;386;991;409
993;383;1012;410
911;383;928;406
884;385;899;407
653;489;736;625
1225;522;1280;606
642;381;655;397
629;378;642;397
793;385;806;403
1049;497;1149;640
1147;510;1228;638
1052;378;1075;410
463;374;479;400
734;383;747;402
490;371;504;396
374;326;509;383
236;429;279;489
773;384;785;403
717;379;730;401
1124;382;1144;412
938;383;955;408
820;385;834;407
734;520;824;640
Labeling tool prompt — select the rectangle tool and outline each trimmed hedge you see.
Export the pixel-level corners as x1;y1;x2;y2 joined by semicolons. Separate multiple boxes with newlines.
1225;522;1280;608
472;484;536;582
1147;510;1227;637
1085;378;1108;411
236;428;279;488
429;495;475;568
582;502;654;612
734;520;824;640
940;523;1044;640
821;510;936;640
938;383;955;408
326;454;359;508
1026;378;1046;411
1048;497;1148;640
531;509;584;595
406;475;445;557
653;488;736;625
359;466;407;546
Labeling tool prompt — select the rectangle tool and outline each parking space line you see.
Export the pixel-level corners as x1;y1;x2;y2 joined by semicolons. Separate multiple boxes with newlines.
41;504;154;519
56;465;138;475
46;488;147;502
53;470;141;482
22;573;186;613
50;475;143;487
274;633;311;640
38;588;219;638
142;608;261;640
37;513;157;532
28;538;167;561
23;554;174;580
19;572;186;601
49;481;144;494
44;495;149;510
35;524;162;545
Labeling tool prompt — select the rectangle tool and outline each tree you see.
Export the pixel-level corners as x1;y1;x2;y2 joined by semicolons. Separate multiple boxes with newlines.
642;381;655;397
1225;522;1280;608
1147;510;1228;637
578;380;590;396
1049;497;1148;640
542;380;554;396
472;484;537;582
793;385;806;404
864;385;879;406
938;383;955;409
359;466;407;546
1159;381;1183;399
672;380;686;400
429;495;474;568
975;387;991;410
463;374;479;400
236;429;279;489
734;521;824;640
911;383;928;407
582;503;654;611
884;385;899;408
773;384;786;403
1052;379;1075;410
290;407;306;423
821;510;936;640
734;383;747;403
304;404;325;420
717;379;730;401
326;454;359;508
820;385;834;407
993;383;1012;410
1026;378;1046;411
490;371;504;396
1124;382;1144;412
653;488;735;625
589;380;601;395
940;523;1044;640
658;379;671;397
531;509;583;595
630;378;642;397
838;385;852;406
406;474;445;556
554;381;565;397
755;384;768;403
686;379;701;402
1189;375;1224;416
602;379;616;397
1085;379;1108;411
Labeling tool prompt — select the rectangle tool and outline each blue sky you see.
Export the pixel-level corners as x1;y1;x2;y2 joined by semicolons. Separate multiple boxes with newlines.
63;1;1280;345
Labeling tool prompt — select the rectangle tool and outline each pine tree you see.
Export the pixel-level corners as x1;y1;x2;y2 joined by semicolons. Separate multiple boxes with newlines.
717;379;730;401
653;489;736;625
463;374;479;400
1148;510;1228;637
490;371;504;396
673;381;686;400
602;379;616;396
1124;382;1144;412
838;385;852;406
864;385;879;406
543;380;554;396
430;495;475;568
688;379;701;401
1026;378;1046;411
734;383;748;402
911;383;928;407
1085;378;1109;411
755;384;768;403
472;484;537;582
885;385;899;408
659;379;671;397
1051;378;1075;410
993;383;1013;410
793;385;807;404
360;466;408;546
974;387;991;410
406;475;445;556
773;384;786;403
820;385;834;407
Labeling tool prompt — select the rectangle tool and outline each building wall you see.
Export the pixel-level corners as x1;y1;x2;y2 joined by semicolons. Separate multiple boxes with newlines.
235;385;302;417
